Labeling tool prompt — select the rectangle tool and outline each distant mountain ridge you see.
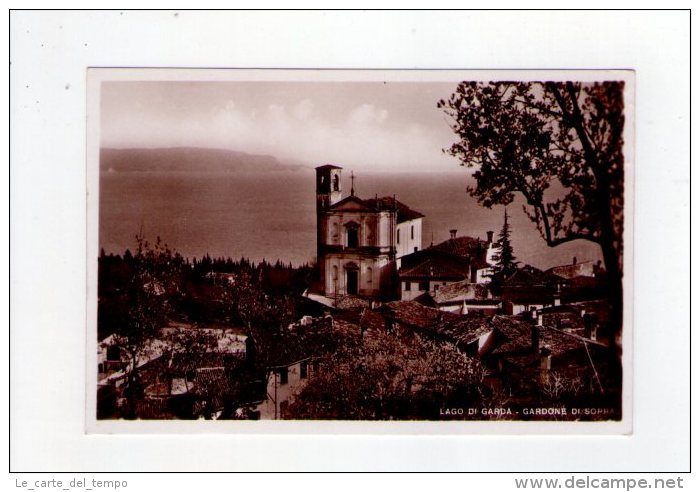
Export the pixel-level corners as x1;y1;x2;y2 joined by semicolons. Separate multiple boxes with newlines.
100;147;310;173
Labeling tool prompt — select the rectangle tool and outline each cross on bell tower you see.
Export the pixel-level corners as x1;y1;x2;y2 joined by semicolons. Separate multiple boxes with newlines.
350;171;355;196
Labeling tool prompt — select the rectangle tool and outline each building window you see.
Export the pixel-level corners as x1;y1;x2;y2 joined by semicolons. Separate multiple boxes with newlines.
397;229;400;244
411;225;414;240
347;227;359;248
405;281;411;291
333;174;339;191
300;361;308;379
278;368;288;385
367;267;373;284
419;280;429;291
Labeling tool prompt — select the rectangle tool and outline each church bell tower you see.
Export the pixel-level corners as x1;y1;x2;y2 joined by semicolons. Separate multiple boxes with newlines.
316;164;343;214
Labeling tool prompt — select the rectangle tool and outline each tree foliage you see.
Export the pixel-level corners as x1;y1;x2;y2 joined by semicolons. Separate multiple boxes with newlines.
109;234;182;418
438;81;625;336
286;333;484;420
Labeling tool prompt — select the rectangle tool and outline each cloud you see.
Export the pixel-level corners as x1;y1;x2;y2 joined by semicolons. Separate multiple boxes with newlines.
347;103;389;126
101;88;459;172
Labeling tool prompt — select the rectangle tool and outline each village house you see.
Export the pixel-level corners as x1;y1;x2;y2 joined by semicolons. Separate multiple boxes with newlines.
415;279;501;315
253;314;363;420
500;265;567;315
97;323;256;419
545;257;603;279
375;301;497;357
429;230;500;283
481;311;614;413
397;229;499;301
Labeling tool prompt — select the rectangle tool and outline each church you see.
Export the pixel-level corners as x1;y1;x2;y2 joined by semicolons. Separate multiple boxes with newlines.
315;164;424;299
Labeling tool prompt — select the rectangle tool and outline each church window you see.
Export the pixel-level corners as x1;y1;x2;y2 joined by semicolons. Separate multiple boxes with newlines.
333;174;340;191
411;225;414;240
397;229;401;244
419;280;429;291
404;281;411;291
347;227;359;248
367;267;373;284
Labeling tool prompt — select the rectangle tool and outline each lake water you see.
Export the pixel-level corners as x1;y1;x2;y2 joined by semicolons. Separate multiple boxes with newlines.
99;170;602;269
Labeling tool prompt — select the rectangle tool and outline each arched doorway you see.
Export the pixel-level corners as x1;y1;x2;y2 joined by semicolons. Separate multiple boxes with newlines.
345;262;359;295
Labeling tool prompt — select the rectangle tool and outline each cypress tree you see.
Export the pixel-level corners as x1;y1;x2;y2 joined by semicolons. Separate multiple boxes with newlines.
490;208;518;291
495;208;517;276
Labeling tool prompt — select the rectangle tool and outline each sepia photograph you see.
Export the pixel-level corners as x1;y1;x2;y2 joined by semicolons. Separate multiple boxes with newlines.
89;69;633;426
11;8;690;476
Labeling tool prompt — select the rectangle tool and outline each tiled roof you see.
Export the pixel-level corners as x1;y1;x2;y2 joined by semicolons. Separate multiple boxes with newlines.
487;316;537;355
380;300;458;330
377;301;493;347
361;196;425;223
271;315;364;367
501;266;564;303
430;280;493;304
505;266;563;286
170;352;245;375
541;310;585;332
488;315;607;363
430;236;487;259
566;300;612;329
135;398;172;419
545;260;597;279
192;368;239;408
442;315;497;347
398;255;470;280
359;308;388;333
143;381;171;398
334;295;371;310
327;195;424;224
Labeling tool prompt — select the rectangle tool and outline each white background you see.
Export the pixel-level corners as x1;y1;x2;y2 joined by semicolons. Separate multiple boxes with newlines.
7;9;691;477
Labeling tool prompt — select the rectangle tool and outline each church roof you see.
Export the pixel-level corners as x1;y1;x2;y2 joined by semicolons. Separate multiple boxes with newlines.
316;164;343;170
361;196;425;223
328;195;425;224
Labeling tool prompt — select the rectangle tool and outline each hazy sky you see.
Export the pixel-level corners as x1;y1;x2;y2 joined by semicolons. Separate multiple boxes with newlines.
100;81;464;173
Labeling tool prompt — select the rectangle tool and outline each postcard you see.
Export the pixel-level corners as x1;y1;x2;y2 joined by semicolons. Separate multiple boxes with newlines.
86;69;634;434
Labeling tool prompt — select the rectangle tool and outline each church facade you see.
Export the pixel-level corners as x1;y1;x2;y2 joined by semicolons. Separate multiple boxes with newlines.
315;165;423;299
